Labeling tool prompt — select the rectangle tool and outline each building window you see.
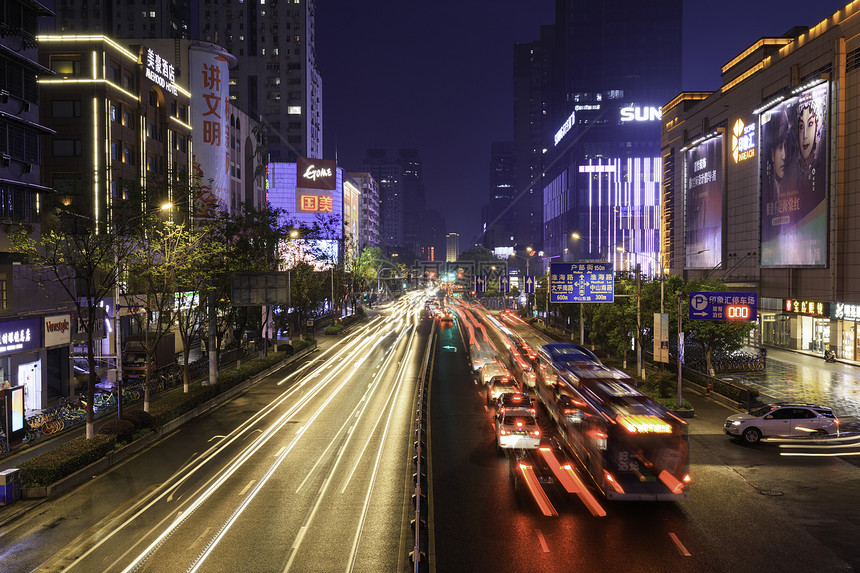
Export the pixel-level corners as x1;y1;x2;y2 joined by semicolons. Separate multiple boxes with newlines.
288;105;301;115
147;122;157;139
109;64;121;84
147;155;156;172
110;103;119;122
52;139;82;156
0;279;6;310
122;111;133;128
51;100;81;118
111;140;120;161
50;58;81;76
123;74;134;91
123;146;134;164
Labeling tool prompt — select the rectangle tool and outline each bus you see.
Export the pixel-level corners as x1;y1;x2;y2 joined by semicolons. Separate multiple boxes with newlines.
534;343;690;501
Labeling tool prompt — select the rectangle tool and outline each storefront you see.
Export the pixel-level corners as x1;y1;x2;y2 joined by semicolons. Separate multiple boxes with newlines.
833;302;860;361
0;317;44;412
784;299;830;354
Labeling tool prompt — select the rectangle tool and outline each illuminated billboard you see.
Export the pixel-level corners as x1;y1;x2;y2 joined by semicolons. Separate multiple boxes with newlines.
684;136;722;268
760;82;829;267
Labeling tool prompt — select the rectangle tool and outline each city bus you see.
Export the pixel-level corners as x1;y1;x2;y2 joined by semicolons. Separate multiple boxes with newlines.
534;343;690;501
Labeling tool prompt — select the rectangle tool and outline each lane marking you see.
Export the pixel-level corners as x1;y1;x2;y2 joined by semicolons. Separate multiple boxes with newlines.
274;446;286;458
192;527;212;549
239;480;256;496
669;532;691;556
535;529;550;553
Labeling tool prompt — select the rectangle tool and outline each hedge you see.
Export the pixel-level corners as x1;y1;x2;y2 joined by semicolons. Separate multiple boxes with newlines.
19;434;116;487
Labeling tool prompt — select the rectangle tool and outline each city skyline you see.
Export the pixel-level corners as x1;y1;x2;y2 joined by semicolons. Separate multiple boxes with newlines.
317;0;847;245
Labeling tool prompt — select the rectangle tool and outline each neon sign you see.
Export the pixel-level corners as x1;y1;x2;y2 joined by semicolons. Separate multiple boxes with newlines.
298;194;334;213
145;48;178;96
732;119;756;163
554;110;576;146
620;106;661;122
785;299;827;316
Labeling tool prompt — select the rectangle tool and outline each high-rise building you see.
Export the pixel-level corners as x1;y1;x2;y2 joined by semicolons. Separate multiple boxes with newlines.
51;0;192;38
349;172;380;251
446;233;460;262
483;141;517;250
363;149;403;252
540;0;682;276
512;26;554;253
202;0;323;163
52;0;323;164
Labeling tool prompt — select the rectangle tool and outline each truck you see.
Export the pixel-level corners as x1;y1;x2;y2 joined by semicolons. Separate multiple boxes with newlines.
123;332;177;379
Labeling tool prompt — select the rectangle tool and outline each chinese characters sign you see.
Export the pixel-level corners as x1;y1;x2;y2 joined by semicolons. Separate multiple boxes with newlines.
549;262;614;303
144;48;177;96
0;318;41;356
297;193;334;213
190;45;232;217
784;299;828;316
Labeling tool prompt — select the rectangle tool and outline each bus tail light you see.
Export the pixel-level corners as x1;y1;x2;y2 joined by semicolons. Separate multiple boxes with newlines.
604;471;625;494
658;470;685;494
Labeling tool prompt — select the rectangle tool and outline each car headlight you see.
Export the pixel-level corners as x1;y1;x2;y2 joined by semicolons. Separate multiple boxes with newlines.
731;420;742;426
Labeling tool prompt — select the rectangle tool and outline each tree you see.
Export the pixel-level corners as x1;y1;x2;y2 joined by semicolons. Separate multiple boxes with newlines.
122;220;212;410
10;219;137;439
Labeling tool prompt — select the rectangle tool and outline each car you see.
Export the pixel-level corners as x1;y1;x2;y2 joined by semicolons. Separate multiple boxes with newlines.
493;392;536;415
512;337;537;362
495;410;541;454
486;375;519;405
437;308;454;322
479;361;510;385
470;348;495;373
724;403;839;444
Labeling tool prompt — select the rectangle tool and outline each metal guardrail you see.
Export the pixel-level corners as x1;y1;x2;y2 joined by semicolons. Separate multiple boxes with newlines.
410;317;435;571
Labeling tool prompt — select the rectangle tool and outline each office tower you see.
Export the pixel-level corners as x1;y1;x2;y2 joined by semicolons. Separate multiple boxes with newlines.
349;172;380;251
512;26;554;253
446;233;460;262
483;141;517;250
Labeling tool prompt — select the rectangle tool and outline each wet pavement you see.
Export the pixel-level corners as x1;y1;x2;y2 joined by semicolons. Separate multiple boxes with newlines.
718;346;860;420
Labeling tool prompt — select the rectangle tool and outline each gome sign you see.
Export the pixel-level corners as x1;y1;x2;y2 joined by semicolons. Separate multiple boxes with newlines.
620;106;662;122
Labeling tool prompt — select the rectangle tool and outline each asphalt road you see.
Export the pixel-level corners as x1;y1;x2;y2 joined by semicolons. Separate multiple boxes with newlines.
0;295;429;573
427;302;860;572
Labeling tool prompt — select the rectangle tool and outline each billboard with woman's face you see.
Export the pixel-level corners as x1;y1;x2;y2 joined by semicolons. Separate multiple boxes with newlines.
685;136;723;269
760;83;828;266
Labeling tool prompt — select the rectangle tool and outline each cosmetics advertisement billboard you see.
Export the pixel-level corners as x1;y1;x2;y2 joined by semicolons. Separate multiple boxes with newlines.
685;136;722;269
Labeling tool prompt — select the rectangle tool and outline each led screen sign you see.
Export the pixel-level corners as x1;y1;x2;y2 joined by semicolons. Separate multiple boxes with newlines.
0;318;41;356
760;82;829;267
685;136;722;269
297;157;336;191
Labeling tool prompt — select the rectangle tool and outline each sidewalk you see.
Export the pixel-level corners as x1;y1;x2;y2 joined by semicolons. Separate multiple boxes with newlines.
716;345;860;420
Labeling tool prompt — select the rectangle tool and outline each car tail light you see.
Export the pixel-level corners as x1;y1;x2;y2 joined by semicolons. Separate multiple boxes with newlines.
531;429;540;437
500;428;508;435
683;474;692;484
604;471;625;494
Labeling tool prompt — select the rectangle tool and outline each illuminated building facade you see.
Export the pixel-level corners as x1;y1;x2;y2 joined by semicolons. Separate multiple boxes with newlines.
542;0;681;276
446;233;460;262
483;141;517;251
349;171;380;251
661;2;860;359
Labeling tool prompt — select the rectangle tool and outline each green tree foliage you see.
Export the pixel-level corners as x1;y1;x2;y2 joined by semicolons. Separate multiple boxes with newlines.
10;219;137;439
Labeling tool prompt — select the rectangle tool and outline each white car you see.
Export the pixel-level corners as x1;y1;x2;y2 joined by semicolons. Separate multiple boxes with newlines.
495;410;541;454
479;361;510;385
725;403;839;444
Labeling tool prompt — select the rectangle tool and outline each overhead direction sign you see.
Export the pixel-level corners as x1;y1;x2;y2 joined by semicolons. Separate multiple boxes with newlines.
689;291;758;321
550;262;614;303
499;276;510;293
524;276;536;294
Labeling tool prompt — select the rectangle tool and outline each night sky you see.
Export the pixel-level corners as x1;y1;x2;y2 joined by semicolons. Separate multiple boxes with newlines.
315;0;848;248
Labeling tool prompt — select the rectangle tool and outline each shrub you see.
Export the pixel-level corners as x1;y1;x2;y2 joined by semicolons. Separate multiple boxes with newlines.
325;323;345;335
19;434;116;487
123;410;155;431
98;419;136;443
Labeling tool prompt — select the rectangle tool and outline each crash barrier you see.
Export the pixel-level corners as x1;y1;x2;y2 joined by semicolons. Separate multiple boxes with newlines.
410;319;435;571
